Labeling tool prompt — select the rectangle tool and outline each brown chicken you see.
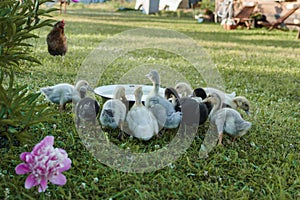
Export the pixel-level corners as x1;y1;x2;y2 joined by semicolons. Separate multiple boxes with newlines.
46;20;67;56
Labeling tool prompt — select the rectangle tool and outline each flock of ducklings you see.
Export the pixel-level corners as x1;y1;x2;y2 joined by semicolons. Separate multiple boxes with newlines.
40;70;252;146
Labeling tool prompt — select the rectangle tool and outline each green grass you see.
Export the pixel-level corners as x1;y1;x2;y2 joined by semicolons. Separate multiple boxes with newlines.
1;3;300;199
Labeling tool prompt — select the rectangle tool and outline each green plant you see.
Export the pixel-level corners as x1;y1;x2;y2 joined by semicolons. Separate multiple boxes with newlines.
201;0;215;12
0;70;55;146
0;0;56;72
0;0;57;146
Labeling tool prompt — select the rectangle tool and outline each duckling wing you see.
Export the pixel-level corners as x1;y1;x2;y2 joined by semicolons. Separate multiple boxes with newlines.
215;108;251;137
223;116;237;136
40;83;74;105
213;108;242;136
229;110;252;135
235;120;252;136
165;111;182;129
147;95;176;115
147;95;181;129
100;100;126;128
148;104;167;128
224;116;251;137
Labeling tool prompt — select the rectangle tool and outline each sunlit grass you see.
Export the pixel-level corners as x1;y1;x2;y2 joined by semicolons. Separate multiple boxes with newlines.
1;2;300;199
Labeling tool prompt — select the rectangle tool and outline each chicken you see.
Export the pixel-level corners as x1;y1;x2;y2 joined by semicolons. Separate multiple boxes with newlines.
46;20;67;57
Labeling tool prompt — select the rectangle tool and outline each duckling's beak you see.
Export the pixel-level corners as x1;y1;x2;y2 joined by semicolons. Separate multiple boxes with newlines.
145;73;150;78
202;98;209;103
245;110;250;115
87;85;94;92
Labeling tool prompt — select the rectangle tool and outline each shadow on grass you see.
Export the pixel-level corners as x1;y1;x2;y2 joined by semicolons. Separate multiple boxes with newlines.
182;29;299;49
65;8;299;49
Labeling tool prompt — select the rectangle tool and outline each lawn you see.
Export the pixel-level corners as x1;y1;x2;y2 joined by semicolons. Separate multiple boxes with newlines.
1;2;300;199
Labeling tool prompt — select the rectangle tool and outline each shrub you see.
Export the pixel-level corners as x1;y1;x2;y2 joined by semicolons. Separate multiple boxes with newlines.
0;0;57;147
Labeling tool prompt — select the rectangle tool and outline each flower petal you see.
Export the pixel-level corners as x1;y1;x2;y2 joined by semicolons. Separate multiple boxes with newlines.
57;148;67;156
15;163;31;174
59;158;72;172
38;178;48;193
32;136;54;155
20;152;31;162
25;174;38;189
49;173;67;186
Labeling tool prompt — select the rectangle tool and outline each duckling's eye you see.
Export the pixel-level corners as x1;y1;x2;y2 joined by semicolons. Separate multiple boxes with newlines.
243;103;249;108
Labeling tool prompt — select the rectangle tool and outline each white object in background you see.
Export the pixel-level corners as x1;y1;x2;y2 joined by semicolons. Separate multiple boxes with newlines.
294;19;300;24
159;0;182;11
286;3;299;10
135;0;144;10
135;0;160;14
217;0;234;21
243;1;255;7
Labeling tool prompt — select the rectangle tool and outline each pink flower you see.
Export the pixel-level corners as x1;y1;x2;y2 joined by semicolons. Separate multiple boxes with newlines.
15;136;71;192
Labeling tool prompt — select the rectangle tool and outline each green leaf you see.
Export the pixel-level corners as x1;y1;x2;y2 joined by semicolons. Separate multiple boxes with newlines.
8;126;18;134
0;106;7;118
0;8;11;17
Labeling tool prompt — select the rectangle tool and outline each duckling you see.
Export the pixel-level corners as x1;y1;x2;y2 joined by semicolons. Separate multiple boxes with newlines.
174;83;234;105
204;87;250;115
40;80;91;111
176;83;250;115
72;80;93;103
175;82;193;97
126;86;159;141
175;83;207;103
164;87;181;112
192;87;213;115
228;96;251;115
99;86;127;139
145;70;182;129
166;87;208;125
203;92;252;146
203;87;236;100
192;87;207;99
75;86;100;127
